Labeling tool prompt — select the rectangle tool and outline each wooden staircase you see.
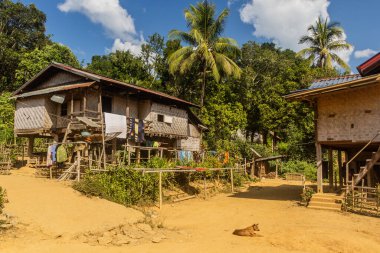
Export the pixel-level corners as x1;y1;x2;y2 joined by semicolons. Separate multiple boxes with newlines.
308;194;342;211
353;145;380;185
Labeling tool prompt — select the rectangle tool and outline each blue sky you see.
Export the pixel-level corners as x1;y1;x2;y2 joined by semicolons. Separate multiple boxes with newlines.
20;0;380;72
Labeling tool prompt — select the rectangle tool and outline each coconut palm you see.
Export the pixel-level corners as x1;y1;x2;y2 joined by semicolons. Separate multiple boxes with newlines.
298;17;352;71
168;1;241;107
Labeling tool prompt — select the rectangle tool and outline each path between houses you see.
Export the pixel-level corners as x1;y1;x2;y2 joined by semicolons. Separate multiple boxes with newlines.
0;170;144;236
1;170;380;253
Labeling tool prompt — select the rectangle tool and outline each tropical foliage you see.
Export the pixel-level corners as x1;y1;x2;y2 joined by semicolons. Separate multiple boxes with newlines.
168;1;241;106
0;0;50;90
1;0;349;167
15;43;80;85
298;17;352;72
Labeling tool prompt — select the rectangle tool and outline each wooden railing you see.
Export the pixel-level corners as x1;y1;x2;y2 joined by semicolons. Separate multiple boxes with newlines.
344;181;380;216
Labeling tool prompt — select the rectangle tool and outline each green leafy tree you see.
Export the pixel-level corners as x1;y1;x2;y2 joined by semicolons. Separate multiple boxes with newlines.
0;0;50;90
168;0;241;106
141;33;165;86
238;42;338;158
298;17;352;72
87;50;151;86
0;92;14;144
15;43;80;86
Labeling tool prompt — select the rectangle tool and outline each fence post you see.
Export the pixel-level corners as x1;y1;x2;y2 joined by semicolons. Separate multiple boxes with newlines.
77;150;81;182
230;168;234;193
159;171;162;209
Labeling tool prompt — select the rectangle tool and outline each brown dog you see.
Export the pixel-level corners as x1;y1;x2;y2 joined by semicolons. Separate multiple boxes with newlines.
232;224;261;237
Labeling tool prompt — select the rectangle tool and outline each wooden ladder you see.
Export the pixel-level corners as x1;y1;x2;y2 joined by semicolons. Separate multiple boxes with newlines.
354;145;380;185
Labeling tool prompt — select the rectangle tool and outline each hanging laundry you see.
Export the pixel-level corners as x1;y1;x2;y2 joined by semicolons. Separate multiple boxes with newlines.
128;118;135;140
178;150;186;161
46;145;53;167
51;143;57;163
138;120;145;143
104;113;127;138
134;119;139;142
187;151;193;161
57;145;68;163
153;141;160;148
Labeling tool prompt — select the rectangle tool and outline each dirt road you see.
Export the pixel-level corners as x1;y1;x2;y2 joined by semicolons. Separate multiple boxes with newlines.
1;173;379;253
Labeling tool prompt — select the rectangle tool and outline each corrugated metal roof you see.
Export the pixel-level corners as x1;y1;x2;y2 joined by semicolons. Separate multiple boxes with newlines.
13;62;199;108
52;62;199;108
12;82;95;99
308;74;362;90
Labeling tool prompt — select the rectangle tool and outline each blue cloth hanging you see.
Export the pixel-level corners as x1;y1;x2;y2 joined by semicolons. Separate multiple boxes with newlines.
129;118;135;140
138;120;145;143
51;144;58;162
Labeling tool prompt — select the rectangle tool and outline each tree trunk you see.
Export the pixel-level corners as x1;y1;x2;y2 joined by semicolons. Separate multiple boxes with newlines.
200;64;207;107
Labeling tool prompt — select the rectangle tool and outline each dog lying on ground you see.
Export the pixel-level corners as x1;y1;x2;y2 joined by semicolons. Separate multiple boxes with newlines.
232;224;262;237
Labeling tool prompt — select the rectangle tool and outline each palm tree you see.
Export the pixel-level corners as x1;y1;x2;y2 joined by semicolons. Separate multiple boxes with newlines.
298;17;352;71
168;1;241;107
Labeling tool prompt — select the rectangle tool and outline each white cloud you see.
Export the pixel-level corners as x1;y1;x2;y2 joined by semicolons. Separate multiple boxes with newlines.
239;0;353;68
227;0;239;8
58;0;144;55
354;49;377;59
109;35;145;56
240;0;329;51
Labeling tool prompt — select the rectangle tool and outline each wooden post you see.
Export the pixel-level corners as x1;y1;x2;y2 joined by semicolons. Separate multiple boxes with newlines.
136;147;141;164
316;143;323;193
160;148;163;158
250;158;255;178
338;150;343;189
203;172;207;199
367;168;372;187
83;89;87;117
230;168;234;193
328;148;334;192
351;176;355;209
244;158;247;176
275;159;279;179
70;92;74;120
159;171;162;209
99;91;106;170
22;144;25;167
148;149;151;161
111;139;117;163
27;136;34;158
49;165;53;180
128;146;131;165
77;150;81;182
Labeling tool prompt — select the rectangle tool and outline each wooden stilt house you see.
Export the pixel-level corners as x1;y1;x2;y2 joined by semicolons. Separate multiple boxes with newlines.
12;62;206;166
286;53;380;193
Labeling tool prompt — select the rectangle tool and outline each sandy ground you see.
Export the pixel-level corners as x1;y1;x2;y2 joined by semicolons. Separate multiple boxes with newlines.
1;171;380;253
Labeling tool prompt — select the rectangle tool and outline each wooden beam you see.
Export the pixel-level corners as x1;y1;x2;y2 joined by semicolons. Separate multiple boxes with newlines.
338;150;343;189
159;171;162;209
99;90;106;170
27;136;34;157
328;148;334;192
316;143;323;193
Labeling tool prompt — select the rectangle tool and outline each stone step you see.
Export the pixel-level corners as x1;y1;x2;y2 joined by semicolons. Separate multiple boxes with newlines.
311;196;342;204
308;201;342;208
308;205;342;211
310;197;343;204
313;193;342;199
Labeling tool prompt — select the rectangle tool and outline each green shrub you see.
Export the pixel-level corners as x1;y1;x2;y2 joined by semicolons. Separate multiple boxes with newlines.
301;186;315;205
74;155;254;206
73;167;158;206
281;160;316;181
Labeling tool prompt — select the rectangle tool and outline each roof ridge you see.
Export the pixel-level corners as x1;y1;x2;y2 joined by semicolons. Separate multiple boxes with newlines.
312;74;361;83
50;62;199;107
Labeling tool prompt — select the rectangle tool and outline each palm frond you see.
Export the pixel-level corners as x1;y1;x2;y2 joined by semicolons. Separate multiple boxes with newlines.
331;53;351;72
168;30;196;46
